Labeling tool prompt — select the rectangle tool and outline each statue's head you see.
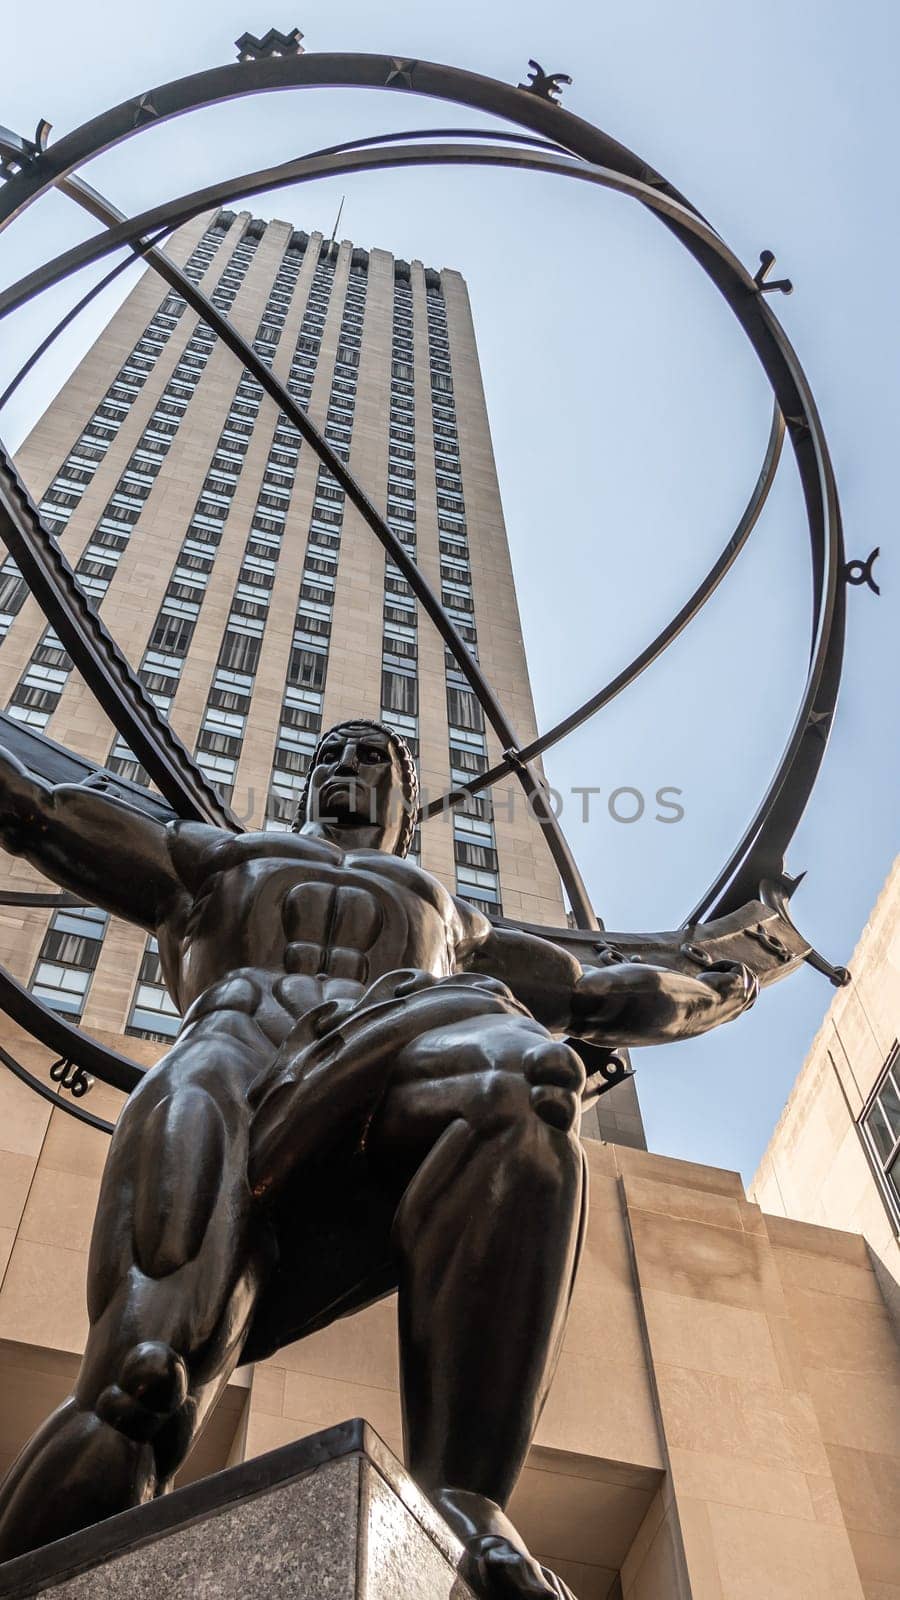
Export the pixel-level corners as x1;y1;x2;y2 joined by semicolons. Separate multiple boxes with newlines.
293;719;419;856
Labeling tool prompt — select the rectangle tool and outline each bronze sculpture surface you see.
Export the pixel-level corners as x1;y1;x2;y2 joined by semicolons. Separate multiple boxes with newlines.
0;718;757;1596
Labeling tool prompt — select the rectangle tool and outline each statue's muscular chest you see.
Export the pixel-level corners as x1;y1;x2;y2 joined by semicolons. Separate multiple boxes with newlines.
188;837;455;986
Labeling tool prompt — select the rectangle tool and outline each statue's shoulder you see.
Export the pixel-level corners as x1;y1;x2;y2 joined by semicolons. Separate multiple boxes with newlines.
168;822;330;887
450;892;493;948
231;829;336;864
167;820;234;885
354;849;458;917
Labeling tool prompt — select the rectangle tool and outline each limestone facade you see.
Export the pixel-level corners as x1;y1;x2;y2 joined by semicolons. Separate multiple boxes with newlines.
1;1076;897;1599
752;856;900;1327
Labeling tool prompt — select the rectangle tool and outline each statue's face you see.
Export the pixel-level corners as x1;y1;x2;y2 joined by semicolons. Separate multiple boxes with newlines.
305;725;406;853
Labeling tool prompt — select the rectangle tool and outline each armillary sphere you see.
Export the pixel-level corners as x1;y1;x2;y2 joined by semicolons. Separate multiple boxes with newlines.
0;36;873;1134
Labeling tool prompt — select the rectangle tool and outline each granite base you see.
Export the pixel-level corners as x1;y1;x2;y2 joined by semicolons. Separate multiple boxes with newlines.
0;1419;475;1599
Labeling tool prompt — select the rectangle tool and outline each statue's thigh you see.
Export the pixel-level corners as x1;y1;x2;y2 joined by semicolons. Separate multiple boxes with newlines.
88;1034;264;1307
243;1015;584;1362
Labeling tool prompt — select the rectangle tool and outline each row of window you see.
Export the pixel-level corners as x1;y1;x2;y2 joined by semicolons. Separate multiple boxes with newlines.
7;223;265;731
109;240;310;789
266;257;368;828
22;253;500;1033
130;257;371;1032
26;903;179;1048
21;227;309;1033
860;1047;900;1223
29;218;234;540
193;251;341;810
192;247;312;801
425;287;501;917
379;279;420;790
28;904;108;1016
0;220;236;645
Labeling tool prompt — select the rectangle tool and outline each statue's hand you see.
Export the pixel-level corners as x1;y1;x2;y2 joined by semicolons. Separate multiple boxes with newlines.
570;957;757;1046
698;958;759;1015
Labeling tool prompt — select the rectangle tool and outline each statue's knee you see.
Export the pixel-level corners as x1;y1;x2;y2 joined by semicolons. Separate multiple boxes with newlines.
522;1039;585;1134
95;1341;189;1442
466;1037;583;1139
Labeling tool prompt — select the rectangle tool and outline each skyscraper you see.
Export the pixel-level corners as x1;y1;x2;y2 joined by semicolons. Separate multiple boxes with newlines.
0;206;644;1136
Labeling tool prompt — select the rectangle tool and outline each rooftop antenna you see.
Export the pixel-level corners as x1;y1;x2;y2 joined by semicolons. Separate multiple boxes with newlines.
328;194;345;260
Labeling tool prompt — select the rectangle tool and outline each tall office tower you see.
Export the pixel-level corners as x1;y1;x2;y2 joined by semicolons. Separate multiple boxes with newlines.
0;206;644;1136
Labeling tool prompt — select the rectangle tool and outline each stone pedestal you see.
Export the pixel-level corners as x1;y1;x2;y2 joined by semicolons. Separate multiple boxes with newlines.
0;1420;475;1599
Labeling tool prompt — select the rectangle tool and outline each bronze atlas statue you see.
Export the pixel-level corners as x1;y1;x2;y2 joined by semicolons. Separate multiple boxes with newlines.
0;720;757;1595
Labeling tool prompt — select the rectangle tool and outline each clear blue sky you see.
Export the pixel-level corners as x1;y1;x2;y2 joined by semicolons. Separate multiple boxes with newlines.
1;0;898;1183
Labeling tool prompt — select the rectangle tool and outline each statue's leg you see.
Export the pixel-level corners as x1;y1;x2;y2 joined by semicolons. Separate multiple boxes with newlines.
369;1011;587;1599
0;1030;270;1562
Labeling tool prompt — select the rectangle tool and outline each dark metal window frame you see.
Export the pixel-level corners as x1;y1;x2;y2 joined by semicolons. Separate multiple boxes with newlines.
858;1043;900;1232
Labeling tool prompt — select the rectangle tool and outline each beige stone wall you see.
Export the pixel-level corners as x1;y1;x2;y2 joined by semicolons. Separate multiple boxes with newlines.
616;1154;894;1600
752;856;900;1325
768;1215;900;1600
2;1104;896;1598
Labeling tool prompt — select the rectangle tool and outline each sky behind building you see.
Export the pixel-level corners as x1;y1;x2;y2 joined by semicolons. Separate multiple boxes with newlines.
0;0;898;1180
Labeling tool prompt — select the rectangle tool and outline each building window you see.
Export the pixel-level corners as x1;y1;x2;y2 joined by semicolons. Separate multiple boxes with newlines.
108;737;149;785
126;937;180;1042
456;866;501;904
447;686;483;731
218;628;261;675
29;904;109;1017
382;668;418;717
860;1046;900;1224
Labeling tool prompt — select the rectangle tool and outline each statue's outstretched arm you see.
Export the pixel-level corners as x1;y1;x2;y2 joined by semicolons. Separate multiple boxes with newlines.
464;923;757;1047
0;746;185;929
567;954;757;1045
